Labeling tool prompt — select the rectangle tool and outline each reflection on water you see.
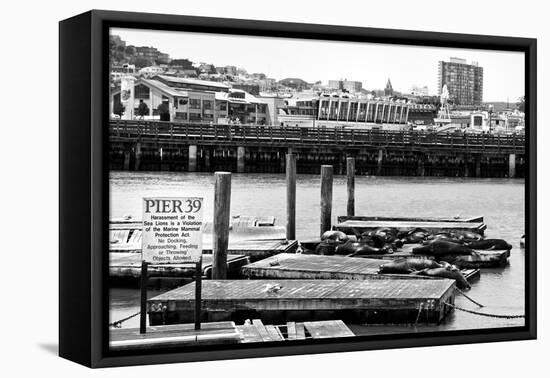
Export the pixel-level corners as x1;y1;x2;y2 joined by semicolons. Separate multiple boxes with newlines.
110;171;525;334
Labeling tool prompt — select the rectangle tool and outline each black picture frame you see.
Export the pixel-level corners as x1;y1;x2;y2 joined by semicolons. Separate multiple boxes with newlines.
59;9;537;368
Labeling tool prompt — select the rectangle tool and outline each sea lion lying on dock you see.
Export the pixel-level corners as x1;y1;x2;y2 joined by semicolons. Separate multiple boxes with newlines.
399;228;431;244
412;240;474;257
321;230;349;243
412;267;471;289
452;230;483;242
315;240;338;255
335;240;392;256
464;239;512;250
378;258;442;274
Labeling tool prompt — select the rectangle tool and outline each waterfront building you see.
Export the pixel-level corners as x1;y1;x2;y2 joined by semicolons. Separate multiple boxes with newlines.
410;85;429;96
110;75;282;125
138;65;165;78
438;57;483;105
277;92;411;130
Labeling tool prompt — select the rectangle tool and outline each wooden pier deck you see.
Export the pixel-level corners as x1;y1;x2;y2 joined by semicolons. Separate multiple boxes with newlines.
240;253;479;282
237;319;354;343
109;321;240;351
148;279;456;325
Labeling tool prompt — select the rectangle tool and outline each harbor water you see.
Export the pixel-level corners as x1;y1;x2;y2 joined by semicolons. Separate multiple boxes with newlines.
109;171;525;334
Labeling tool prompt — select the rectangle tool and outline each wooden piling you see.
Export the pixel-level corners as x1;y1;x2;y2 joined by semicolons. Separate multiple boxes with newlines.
134;142;142;171
237;146;246;173
188;145;198;172
320;165;333;237
509;153;516;178
286;154;296;240
346;157;355;217
376;149;383;176
212;172;232;279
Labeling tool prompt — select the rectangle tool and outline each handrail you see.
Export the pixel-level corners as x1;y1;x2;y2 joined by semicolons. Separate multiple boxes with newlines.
109;119;525;152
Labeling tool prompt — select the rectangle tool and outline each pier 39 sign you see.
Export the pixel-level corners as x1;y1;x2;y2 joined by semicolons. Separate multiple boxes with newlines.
142;197;204;264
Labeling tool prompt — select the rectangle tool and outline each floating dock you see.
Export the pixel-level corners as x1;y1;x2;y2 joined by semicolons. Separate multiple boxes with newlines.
334;219;487;236
148;279;456;325
109;321;240;351
355;244;509;268
109;253;250;287
240;253;479;282
237;319;354;343
110;216;297;260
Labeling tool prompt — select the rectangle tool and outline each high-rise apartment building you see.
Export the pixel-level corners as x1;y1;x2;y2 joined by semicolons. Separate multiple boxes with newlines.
438;57;483;105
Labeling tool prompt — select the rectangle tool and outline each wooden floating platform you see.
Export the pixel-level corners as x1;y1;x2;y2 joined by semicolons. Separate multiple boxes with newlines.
337;215;484;224
109;321;240;351
357;244;509;269
109;216;296;260
240;253;479;282
109;253;250;280
237;319;354;343
148;279;456;325
334;219;487;236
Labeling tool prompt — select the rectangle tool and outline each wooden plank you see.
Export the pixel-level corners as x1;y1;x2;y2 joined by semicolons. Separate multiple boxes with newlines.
252;319;272;342
109;321;240;350
265;325;285;341
286;322;297;340
304;320;355;339
295;323;306;340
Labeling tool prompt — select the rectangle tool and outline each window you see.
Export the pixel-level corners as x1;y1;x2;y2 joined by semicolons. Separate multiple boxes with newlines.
203;100;213;110
134;84;150;99
189;98;201;109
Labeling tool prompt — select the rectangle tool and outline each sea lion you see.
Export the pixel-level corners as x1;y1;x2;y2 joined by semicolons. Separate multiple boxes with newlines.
321;230;349;243
413;267;471;289
335;241;390;256
378;258;442;274
465;239;512;250
412;240;474;257
315;241;338;255
452;231;483;242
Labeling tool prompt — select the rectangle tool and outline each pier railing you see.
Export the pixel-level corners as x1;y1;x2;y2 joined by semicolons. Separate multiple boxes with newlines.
109;120;525;154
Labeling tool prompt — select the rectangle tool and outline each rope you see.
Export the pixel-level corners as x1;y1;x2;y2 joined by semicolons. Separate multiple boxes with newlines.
444;302;524;319
455;287;484;307
414;302;424;325
109;311;141;328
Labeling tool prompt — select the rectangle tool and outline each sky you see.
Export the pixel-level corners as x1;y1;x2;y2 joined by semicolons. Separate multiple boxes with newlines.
112;28;525;103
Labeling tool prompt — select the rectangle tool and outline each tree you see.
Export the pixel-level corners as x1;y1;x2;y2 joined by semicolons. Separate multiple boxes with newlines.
517;96;525;112
125;45;136;56
137;101;149;118
113;101;125;118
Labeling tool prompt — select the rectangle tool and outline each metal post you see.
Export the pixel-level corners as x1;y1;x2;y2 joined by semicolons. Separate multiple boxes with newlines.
194;258;202;330
139;261;148;334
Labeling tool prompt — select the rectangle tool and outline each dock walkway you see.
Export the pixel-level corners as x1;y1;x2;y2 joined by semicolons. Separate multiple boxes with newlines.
148;279;456;325
237;319;354;342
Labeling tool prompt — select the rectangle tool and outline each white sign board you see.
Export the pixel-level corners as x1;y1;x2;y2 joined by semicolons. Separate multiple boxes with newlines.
142;197;204;264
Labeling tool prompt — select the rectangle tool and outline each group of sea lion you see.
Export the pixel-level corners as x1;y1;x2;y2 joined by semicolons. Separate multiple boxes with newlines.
311;227;512;290
378;258;471;289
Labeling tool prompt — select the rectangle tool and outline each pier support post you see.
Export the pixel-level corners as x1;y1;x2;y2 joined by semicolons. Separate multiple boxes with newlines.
320;165;333;237
475;156;481;178
346;157;355;217
188;145;198;172
509;154;516;178
286;154;296;240
204;149;211;171
212;172;232;279
464;155;470;177
134;142;142;171
417;154;425;177
377;149;383;176
123;150;131;171
237;146;246;173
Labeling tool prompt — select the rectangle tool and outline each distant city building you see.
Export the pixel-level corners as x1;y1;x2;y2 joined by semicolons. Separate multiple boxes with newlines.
384;79;394;97
138;66;165;78
410;85;429;96
438;57;483;105
328;79;363;93
278;78;310;91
